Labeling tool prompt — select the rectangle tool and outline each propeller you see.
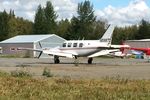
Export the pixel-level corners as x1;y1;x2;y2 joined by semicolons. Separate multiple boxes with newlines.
39;42;42;48
38;51;43;58
38;42;43;58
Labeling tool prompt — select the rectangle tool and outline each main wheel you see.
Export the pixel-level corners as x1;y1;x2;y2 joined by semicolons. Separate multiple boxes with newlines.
88;58;93;64
54;56;60;64
54;59;60;64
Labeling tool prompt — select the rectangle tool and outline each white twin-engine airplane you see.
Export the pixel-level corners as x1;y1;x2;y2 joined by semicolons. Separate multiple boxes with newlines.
19;25;130;64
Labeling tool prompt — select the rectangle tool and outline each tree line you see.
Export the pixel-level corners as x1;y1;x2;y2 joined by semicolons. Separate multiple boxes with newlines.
0;10;33;41
0;1;150;44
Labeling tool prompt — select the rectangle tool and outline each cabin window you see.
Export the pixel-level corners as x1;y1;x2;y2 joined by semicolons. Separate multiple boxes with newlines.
79;43;83;47
67;43;72;47
73;43;77;47
62;43;66;47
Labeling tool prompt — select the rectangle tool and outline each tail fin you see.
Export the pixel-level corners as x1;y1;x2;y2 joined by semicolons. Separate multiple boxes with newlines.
100;25;115;45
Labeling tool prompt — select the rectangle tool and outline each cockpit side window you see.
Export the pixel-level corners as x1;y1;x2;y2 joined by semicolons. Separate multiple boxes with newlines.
79;43;83;47
73;43;77;47
62;43;66;47
67;43;72;47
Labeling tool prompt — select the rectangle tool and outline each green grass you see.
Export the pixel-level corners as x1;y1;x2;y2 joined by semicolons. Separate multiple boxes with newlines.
11;70;32;78
0;71;150;100
0;54;19;58
42;67;53;77
0;71;10;77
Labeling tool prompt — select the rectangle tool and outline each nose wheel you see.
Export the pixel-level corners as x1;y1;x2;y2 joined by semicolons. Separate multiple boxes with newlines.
54;55;60;64
88;58;93;64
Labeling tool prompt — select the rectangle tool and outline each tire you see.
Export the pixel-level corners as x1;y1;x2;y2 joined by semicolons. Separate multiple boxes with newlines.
88;58;93;64
54;56;60;64
54;59;60;64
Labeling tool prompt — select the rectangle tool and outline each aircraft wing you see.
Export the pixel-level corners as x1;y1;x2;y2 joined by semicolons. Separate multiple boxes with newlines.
18;47;42;52
88;49;119;58
18;47;77;58
43;49;77;58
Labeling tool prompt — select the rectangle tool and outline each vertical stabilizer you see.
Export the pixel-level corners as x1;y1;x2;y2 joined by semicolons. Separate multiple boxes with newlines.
100;25;115;46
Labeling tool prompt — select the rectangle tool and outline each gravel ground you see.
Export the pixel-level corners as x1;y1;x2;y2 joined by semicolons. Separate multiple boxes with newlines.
0;57;150;79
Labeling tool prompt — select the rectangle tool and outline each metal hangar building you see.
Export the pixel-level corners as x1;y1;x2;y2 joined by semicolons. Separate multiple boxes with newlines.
0;34;66;58
125;39;150;48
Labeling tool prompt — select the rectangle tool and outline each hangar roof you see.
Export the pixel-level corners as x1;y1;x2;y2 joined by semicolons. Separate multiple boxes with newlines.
0;34;66;43
126;39;150;42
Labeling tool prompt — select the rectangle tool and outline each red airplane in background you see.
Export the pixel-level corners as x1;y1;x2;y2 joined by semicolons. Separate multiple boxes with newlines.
130;47;150;61
130;48;150;55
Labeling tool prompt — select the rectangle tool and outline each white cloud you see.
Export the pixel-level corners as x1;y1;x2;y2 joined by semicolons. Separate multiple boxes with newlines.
0;0;77;21
95;0;150;27
0;0;149;26
51;0;77;20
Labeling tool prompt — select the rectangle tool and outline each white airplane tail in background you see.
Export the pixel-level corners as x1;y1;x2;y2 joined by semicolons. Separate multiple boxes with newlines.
100;25;115;46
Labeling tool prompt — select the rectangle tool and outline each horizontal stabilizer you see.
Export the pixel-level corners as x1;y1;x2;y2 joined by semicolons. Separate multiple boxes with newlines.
111;45;130;48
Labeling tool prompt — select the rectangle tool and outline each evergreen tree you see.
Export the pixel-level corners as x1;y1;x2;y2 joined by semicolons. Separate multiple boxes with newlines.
8;17;33;38
44;1;57;34
77;0;96;24
112;25;138;44
91;20;107;39
9;9;15;18
69;16;80;39
135;20;150;39
57;19;71;38
0;10;9;41
34;1;57;34
34;5;47;34
0;10;33;41
70;0;96;39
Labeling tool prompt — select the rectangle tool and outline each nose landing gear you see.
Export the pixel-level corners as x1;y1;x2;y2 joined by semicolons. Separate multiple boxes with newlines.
88;58;93;64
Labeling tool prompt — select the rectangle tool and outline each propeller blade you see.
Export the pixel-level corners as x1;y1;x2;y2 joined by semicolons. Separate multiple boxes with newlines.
38;51;43;58
39;42;42;48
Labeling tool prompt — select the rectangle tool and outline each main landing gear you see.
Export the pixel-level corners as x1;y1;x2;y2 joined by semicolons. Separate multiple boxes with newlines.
54;55;60;64
53;56;93;64
88;58;93;64
74;57;93;64
74;56;78;65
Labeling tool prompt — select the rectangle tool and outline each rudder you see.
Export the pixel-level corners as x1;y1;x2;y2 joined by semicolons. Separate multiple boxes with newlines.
100;25;115;45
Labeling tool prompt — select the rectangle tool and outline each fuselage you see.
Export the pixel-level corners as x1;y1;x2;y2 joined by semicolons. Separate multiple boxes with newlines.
58;40;110;57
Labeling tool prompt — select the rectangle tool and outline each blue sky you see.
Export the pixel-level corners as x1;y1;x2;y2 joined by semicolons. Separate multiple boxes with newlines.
84;0;150;9
91;0;131;9
0;0;150;26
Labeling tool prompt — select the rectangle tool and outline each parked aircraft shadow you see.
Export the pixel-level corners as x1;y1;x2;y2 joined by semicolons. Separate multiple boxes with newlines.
20;61;119;67
24;62;97;65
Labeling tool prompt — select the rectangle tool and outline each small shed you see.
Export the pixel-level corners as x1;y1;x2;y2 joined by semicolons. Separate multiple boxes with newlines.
0;34;66;58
